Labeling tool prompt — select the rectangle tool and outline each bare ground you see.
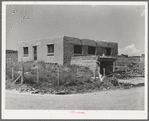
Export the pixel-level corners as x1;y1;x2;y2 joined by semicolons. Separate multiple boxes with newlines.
6;86;144;110
118;77;144;85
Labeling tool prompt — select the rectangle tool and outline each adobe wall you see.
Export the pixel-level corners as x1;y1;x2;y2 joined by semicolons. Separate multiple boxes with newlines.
116;56;130;66
6;50;18;67
71;56;97;72
18;36;64;65
63;36;118;65
18;36;118;66
116;56;141;66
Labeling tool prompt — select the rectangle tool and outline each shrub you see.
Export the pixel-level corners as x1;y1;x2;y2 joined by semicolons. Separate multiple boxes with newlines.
13;72;21;80
38;68;57;86
111;78;119;86
82;75;91;82
23;61;35;72
60;72;75;85
13;63;21;71
76;85;84;92
6;79;16;89
37;61;46;69
85;78;92;83
24;74;37;85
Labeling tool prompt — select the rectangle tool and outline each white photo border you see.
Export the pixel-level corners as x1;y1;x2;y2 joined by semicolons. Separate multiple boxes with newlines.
2;1;148;119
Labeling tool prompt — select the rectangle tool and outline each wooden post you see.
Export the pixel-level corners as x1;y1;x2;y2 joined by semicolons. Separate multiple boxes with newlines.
113;61;115;72
21;59;24;83
12;67;14;81
94;66;96;79
57;66;60;85
14;74;22;83
103;68;105;76
21;67;24;83
112;61;115;79
37;65;39;84
74;68;77;82
125;65;127;73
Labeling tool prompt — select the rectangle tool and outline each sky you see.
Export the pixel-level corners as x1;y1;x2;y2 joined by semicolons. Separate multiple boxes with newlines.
5;3;146;56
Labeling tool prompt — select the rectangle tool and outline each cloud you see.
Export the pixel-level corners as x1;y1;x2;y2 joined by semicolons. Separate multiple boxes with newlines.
118;44;140;56
141;10;145;16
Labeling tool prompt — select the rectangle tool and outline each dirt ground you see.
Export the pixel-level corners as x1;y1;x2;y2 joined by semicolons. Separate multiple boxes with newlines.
118;77;144;85
6;83;144;110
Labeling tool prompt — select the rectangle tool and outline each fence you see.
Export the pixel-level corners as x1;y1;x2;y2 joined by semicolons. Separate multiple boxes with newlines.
7;59;145;86
7;60;94;86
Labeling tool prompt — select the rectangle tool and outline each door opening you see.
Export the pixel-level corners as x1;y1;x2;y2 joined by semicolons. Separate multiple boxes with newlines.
33;46;37;61
100;61;113;76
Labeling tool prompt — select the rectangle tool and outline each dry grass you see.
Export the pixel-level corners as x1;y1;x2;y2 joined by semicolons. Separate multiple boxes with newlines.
6;61;144;94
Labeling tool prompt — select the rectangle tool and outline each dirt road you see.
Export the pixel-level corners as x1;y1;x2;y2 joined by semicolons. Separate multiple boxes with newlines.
6;86;144;110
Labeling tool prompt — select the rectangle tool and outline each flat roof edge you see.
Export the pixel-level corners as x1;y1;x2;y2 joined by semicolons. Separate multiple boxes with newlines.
18;35;64;44
64;36;118;44
18;35;118;44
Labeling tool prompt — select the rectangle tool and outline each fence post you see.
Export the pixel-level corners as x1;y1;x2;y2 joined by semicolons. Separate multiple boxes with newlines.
74;68;76;82
37;65;39;84
76;68;78;79
57;66;60;85
12;66;14;81
113;61;115;72
21;59;24;83
125;65;127;73
93;65;96;79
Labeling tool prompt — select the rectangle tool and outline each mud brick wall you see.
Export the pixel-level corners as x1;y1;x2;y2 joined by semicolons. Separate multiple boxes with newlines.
109;42;118;57
71;56;97;71
63;42;74;65
63;43;92;65
63;36;82;65
63;36;118;65
116;56;141;66
96;46;105;56
116;56;130;66
6;50;18;68
95;41;118;56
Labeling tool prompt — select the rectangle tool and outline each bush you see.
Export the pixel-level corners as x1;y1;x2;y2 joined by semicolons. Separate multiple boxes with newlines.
6;79;16;89
13;72;20;80
38;68;57;85
37;61;46;69
24;74;37;85
13;63;21;71
82;76;91;83
60;72;75;85
111;78;119;86
23;61;35;72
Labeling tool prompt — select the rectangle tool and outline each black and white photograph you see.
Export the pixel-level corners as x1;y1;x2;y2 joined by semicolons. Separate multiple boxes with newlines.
2;1;148;119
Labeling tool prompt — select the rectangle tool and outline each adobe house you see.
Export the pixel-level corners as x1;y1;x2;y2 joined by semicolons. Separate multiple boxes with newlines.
18;36;118;75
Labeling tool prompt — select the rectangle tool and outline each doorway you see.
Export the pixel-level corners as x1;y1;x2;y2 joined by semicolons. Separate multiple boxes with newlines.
33;46;37;61
100;61;113;75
